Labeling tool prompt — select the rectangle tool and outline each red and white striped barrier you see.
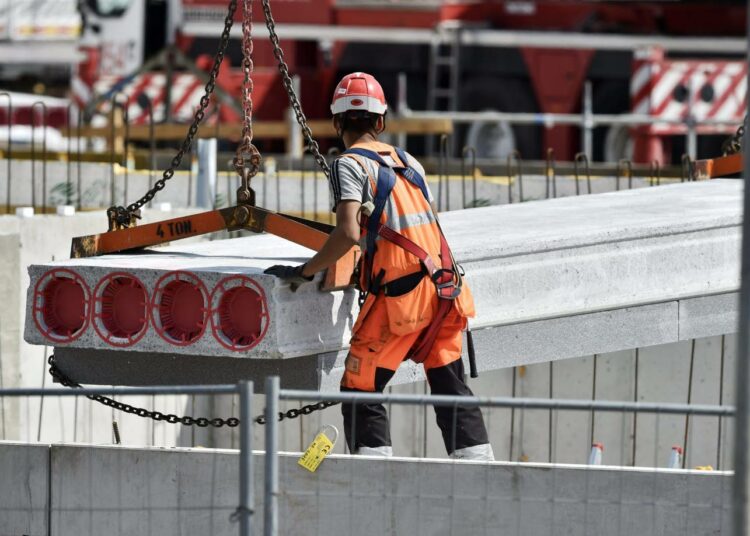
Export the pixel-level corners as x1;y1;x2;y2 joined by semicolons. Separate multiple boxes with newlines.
632;49;747;135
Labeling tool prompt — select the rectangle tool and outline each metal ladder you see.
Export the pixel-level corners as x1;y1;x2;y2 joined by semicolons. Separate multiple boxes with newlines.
426;24;461;155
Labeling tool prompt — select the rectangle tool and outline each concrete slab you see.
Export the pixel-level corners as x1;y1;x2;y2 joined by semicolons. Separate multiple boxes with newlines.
22;180;742;385
0;441;49;535
45;443;732;536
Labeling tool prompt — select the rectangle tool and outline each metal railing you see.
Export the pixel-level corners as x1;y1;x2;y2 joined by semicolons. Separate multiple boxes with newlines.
0;380;737;536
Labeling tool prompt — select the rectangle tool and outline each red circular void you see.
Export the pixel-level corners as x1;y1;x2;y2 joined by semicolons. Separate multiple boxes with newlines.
209;275;269;352
92;273;148;347
32;269;91;343
151;271;208;346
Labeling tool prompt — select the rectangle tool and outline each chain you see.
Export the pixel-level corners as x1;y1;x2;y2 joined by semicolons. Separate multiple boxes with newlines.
723;113;748;155
47;355;338;428
106;0;331;227
260;0;330;178
106;0;238;227
232;0;261;182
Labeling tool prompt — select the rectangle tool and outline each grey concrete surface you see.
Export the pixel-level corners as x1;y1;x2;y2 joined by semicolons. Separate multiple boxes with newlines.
0;442;49;535
24;180;742;372
30;443;733;535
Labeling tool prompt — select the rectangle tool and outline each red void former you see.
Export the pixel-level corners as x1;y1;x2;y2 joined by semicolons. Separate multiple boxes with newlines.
32;269;91;343
210;275;269;352
151;271;208;346
93;273;149;347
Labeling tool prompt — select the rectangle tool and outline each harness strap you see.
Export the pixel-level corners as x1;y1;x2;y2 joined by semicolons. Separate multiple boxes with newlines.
341;146;463;364
344;148;397;294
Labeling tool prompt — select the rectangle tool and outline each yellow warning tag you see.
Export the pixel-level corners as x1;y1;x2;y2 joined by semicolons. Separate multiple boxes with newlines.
298;431;334;473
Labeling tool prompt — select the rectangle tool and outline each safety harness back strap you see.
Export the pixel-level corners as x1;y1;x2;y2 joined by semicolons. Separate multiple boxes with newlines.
341;146;462;363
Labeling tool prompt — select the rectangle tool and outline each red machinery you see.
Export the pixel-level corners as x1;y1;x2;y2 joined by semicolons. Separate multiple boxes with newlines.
30;0;750;162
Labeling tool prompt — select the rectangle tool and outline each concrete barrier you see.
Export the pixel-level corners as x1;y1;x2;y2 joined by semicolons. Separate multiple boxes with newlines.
0;442;49;534
5;443;720;536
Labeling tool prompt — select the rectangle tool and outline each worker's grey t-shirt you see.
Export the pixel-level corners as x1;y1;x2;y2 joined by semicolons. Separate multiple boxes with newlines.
328;149;432;212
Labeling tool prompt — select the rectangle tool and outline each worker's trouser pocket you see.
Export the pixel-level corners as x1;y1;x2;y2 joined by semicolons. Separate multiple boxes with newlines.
384;276;435;336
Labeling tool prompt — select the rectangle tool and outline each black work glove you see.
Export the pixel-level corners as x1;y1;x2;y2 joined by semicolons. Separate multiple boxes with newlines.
264;264;314;291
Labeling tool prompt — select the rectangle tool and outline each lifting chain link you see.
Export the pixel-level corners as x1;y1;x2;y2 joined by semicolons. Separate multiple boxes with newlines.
106;0;332;227
47;355;338;428
260;0;330;178
233;0;262;191
723;113;748;156
107;0;239;228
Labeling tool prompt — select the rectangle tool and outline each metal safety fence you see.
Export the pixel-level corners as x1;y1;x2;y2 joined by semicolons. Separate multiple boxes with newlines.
0;90;722;217
0;381;737;536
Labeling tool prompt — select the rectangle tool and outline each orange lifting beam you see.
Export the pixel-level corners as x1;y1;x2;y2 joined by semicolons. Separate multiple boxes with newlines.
691;153;743;180
70;205;359;292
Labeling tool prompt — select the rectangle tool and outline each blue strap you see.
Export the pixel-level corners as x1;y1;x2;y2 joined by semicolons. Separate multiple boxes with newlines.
366;165;396;259
393;147;431;202
343;148;390;168
343;146;431;203
341;146;429;290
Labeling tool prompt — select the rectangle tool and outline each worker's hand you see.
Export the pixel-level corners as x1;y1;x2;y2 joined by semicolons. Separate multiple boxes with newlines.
264;264;314;291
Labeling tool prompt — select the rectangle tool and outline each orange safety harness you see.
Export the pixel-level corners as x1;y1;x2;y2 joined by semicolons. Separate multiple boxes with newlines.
343;147;476;372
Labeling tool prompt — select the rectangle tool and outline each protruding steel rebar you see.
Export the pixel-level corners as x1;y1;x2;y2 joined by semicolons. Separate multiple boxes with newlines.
460;145;476;209
506;150;523;203
616;159;633;191
545;148;556;199
649;160;661;187
574;152;591;195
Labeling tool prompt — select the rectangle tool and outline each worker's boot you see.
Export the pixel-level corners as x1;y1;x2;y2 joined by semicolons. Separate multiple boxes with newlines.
356;446;393;456
450;443;495;461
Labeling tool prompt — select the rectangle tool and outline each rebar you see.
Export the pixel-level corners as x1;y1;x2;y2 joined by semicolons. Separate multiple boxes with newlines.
545;148;556;199
460;145;476;209
616;159;632;191
574;152;591;195
506;151;523;204
649;160;661;187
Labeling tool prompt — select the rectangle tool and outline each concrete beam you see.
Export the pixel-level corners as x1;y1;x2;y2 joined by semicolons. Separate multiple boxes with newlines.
24;180;742;386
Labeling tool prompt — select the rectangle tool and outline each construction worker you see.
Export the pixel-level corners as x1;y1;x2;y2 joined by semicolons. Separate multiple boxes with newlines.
265;72;493;461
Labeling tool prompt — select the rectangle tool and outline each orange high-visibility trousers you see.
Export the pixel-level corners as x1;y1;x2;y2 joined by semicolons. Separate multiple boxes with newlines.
340;296;489;454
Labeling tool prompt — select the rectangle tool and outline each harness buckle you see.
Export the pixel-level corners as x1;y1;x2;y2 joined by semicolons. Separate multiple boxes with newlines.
431;269;460;300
